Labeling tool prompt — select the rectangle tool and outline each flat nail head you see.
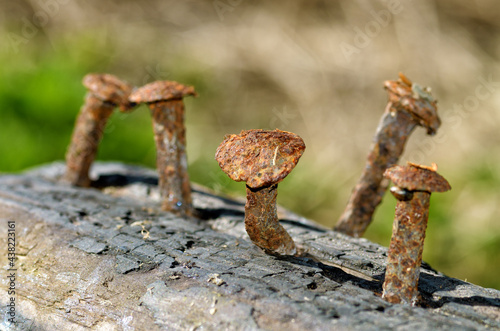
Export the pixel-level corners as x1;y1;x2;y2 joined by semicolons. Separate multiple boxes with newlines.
83;73;134;111
129;81;197;104
215;129;305;188
384;162;451;193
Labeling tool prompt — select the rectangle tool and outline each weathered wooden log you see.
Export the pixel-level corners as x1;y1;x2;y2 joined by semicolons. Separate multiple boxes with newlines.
0;162;499;330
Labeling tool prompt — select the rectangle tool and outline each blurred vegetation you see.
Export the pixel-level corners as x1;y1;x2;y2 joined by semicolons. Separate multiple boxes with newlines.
1;0;499;289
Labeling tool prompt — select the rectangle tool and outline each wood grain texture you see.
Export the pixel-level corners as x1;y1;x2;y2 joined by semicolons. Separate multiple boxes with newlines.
0;162;499;330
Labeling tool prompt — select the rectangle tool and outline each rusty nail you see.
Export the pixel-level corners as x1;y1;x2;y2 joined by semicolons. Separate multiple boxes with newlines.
64;73;134;187
382;162;450;305
129;81;197;215
335;73;441;237
215;129;305;255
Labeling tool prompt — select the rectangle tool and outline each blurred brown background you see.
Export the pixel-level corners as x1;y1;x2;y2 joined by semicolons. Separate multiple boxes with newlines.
1;0;499;288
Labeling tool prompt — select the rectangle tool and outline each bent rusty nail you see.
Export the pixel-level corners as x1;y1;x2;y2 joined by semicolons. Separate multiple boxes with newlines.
335;73;441;237
64;73;135;187
215;129;305;255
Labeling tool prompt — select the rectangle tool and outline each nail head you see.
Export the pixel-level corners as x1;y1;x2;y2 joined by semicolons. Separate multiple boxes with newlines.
384;162;451;193
83;73;134;111
384;73;440;135
215;129;305;189
129;80;197;104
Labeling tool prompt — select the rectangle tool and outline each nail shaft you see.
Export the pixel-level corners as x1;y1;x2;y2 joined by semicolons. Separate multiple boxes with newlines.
245;184;296;255
64;95;114;187
148;99;191;213
335;107;417;237
129;81;196;215
382;191;429;305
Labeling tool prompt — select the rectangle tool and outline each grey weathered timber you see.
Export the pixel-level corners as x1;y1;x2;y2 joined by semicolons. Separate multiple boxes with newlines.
0;162;499;330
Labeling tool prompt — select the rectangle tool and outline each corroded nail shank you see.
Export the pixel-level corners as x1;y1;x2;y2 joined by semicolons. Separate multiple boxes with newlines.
129;81;196;214
382;162;450;305
64;73;134;187
335;73;440;237
215;129;305;255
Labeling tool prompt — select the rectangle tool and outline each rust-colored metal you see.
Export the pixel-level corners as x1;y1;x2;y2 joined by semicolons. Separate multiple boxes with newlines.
382;162;450;305
335;73;440;237
129;81;196;215
215;129;305;255
64;73;134;187
245;184;296;254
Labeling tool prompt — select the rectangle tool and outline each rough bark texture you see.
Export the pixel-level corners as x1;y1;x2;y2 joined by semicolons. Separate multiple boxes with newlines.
0;162;499;330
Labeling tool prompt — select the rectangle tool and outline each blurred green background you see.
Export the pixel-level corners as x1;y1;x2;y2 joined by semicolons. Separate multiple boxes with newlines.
1;0;499;289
